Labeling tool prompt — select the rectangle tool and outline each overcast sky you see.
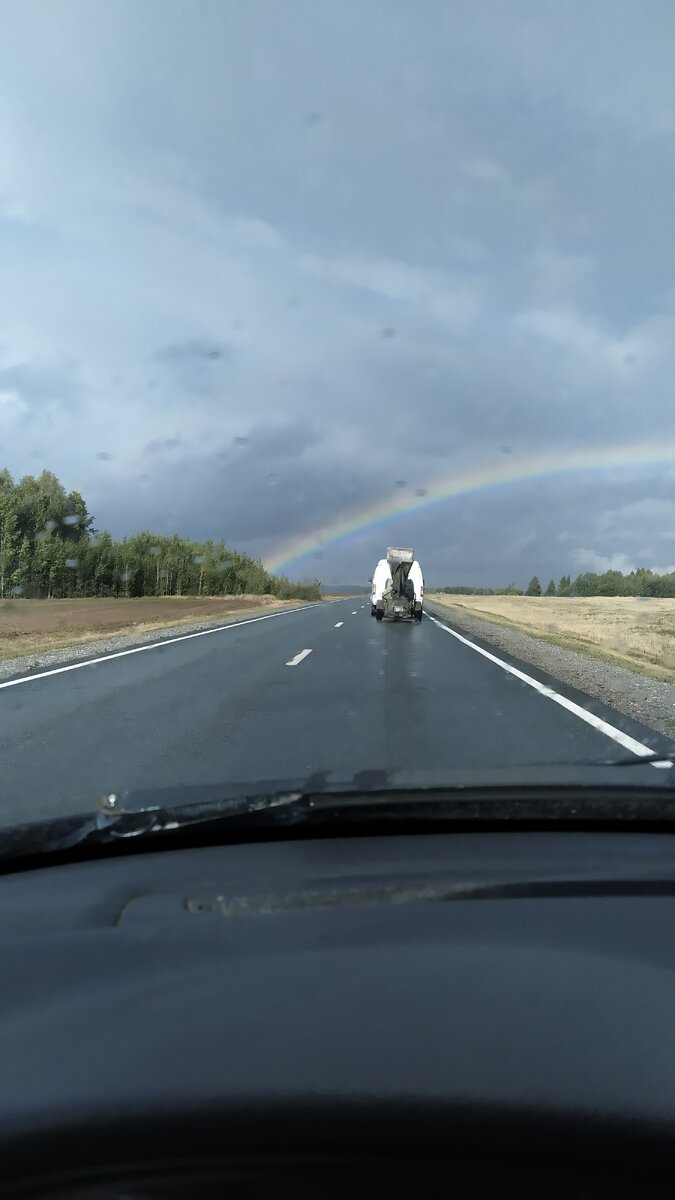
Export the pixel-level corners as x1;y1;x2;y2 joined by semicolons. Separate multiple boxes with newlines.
1;0;675;586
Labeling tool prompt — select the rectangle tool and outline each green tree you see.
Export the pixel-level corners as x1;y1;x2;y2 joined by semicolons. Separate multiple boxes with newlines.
0;464;322;602
558;575;571;596
545;579;557;596
573;572;596;596
526;576;542;596
0;469;19;598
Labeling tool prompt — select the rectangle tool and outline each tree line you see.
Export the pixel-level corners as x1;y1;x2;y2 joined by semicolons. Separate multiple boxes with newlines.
0;469;320;601
440;568;675;599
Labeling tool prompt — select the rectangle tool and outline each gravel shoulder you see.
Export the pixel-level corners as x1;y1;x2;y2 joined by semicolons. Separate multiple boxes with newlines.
0;599;315;684
426;600;675;739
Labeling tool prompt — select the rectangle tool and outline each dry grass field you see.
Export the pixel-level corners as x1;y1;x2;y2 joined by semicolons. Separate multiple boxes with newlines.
0;595;305;661
429;594;675;682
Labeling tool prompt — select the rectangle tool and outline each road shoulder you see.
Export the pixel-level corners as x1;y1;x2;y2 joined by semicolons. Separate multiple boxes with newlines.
0;599;318;684
425;601;675;739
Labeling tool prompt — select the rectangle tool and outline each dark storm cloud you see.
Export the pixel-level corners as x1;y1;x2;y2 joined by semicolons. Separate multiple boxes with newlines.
98;433;379;553
2;0;675;582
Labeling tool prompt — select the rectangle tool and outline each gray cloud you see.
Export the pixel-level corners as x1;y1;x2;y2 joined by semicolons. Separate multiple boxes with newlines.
156;338;232;364
1;0;674;583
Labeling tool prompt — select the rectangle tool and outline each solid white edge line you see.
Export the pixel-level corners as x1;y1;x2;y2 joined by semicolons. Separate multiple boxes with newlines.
286;648;313;667
428;613;669;768
0;602;324;691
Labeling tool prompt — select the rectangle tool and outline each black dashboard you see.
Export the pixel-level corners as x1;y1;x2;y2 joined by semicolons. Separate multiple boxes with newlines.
2;828;675;1197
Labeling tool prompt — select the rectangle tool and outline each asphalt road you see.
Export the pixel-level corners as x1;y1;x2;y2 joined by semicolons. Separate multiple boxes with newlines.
0;599;672;825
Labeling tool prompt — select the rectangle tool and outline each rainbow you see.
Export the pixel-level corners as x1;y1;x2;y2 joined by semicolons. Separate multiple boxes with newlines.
264;439;675;574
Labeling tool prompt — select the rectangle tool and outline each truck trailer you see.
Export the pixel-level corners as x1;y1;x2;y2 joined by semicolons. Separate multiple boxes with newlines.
370;547;424;622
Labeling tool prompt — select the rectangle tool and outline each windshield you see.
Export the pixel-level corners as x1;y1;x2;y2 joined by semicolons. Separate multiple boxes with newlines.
1;0;674;830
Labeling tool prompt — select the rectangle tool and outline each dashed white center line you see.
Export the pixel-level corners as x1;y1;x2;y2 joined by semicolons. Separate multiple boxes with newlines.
351;610;358;615
285;648;313;667
334;621;344;628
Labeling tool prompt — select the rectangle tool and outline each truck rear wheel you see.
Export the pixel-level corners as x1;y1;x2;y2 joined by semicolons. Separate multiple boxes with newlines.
375;607;384;622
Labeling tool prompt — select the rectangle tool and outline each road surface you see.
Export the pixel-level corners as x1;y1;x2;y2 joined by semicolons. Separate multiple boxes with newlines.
0;599;671;825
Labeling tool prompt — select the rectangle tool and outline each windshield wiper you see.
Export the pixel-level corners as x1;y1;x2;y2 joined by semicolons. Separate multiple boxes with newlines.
4;779;675;868
596;750;675;768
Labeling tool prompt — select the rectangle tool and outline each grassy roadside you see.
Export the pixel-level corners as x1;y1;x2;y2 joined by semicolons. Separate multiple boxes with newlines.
0;595;315;662
427;594;675;684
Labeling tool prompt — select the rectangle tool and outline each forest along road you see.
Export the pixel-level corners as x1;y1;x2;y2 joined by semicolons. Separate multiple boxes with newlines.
0;598;672;825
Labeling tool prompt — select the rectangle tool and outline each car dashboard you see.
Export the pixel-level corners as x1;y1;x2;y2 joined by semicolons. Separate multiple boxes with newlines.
2;828;675;1198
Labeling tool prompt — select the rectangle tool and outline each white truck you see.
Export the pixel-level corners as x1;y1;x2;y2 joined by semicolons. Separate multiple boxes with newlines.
370;547;424;622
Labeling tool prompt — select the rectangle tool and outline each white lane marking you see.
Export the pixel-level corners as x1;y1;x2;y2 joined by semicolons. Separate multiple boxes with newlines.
286;648;313;667
428;613;670;768
335;621;344;628
0;603;324;692
351;610;358;615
